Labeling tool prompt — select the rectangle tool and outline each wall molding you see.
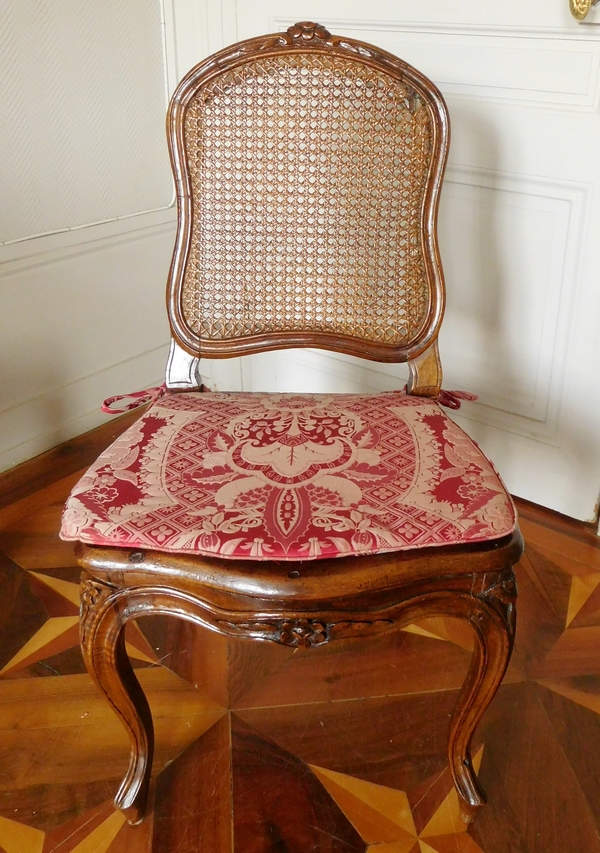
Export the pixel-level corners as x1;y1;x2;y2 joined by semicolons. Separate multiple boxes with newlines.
0;343;168;473
0;210;176;278
0;0;177;247
273;17;600;42
441;164;589;446
0;0;213;475
272;17;600;112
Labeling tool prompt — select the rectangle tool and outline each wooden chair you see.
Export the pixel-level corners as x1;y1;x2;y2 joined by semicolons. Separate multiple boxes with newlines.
61;22;522;828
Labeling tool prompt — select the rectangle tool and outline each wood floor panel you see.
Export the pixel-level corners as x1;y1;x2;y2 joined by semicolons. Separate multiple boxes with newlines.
42;797;118;850
0;528;77;571
468;748;529;853
0;778;119;833
148;618;230;705
230;631;476;710
232;715;366;853
512;555;566;676
0;471;84;532
535;682;600;829
567;581;600;629
0;419;599;851
153;715;232;853
515;497;600;549
105;809;155;853
0;556;48;673
518;516;600;572
2;502;73;537
0;565;159;679
0;669;224;791
235;692;462;793
227;636;296;709
475;682;600;853
310;764;417;845
530;625;600;678
231;715;365;853
520;544;572;624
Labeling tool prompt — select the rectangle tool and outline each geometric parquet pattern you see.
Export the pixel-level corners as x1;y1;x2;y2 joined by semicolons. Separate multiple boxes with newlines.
1;411;599;852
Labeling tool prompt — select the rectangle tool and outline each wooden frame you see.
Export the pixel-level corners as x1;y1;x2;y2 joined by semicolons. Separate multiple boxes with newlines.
165;21;450;392
78;529;521;825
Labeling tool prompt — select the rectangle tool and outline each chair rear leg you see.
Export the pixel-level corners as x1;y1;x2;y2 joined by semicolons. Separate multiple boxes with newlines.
80;575;154;824
448;568;517;823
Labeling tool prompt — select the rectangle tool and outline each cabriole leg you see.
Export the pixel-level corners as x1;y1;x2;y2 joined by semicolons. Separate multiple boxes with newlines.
80;574;154;824
448;568;517;823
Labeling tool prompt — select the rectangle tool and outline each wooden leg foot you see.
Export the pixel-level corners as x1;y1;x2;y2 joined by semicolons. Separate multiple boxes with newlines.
448;569;517;818
80;574;155;822
459;801;479;825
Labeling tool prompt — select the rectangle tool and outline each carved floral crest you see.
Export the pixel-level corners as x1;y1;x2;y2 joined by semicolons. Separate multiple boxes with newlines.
286;22;331;42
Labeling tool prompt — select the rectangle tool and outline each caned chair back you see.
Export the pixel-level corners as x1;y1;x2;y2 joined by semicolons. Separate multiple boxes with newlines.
166;22;449;373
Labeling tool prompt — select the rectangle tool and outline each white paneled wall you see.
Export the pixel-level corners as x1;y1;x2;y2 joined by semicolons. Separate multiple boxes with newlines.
0;1;172;243
0;215;173;469
230;3;600;522
0;1;218;472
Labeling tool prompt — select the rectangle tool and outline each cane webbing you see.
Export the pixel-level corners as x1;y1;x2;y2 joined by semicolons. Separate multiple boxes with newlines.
181;52;434;346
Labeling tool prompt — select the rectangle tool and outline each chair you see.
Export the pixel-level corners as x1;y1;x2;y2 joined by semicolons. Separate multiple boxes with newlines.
61;21;522;828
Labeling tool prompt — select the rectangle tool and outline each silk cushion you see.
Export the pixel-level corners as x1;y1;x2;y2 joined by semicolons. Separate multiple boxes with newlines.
60;391;515;561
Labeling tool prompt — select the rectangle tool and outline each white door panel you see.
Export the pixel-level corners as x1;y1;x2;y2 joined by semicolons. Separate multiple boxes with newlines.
217;1;600;522
235;1;600;32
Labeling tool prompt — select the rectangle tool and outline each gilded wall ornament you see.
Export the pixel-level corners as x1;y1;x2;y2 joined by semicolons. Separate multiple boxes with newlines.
570;0;599;21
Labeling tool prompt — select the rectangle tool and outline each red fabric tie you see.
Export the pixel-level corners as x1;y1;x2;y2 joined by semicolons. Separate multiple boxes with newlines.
101;383;212;414
435;389;479;410
100;384;474;415
400;386;478;410
101;385;166;414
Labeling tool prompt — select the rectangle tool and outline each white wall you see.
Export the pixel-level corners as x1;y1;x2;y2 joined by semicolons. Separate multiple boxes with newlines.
0;1;220;472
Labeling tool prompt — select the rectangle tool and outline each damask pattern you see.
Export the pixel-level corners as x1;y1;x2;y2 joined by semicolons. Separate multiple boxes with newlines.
60;391;515;561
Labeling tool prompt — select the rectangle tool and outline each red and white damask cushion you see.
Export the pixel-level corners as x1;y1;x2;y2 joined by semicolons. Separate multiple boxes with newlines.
60;391;516;561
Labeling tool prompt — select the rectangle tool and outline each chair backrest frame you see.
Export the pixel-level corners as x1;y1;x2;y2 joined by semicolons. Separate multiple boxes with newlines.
166;22;450;387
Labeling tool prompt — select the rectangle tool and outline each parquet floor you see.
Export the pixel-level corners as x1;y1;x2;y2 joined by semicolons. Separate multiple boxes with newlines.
1;412;600;852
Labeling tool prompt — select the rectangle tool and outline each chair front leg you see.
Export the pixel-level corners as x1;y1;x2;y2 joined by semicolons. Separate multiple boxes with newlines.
80;573;154;824
448;567;517;822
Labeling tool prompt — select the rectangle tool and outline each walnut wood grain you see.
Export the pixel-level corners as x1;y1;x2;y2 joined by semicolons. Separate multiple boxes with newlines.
231;715;365;852
153;715;231;853
79;576;154;825
77;534;521;822
407;339;443;397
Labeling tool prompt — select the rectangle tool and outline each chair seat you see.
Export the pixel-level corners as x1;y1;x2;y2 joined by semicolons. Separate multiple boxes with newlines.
60;390;515;561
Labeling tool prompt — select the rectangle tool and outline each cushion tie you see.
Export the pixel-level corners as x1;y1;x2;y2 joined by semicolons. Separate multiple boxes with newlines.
435;389;479;410
400;386;478;410
100;385;474;415
100;383;212;414
101;385;166;414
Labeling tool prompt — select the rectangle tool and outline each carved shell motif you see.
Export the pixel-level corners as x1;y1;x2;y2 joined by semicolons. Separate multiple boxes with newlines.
570;0;597;20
